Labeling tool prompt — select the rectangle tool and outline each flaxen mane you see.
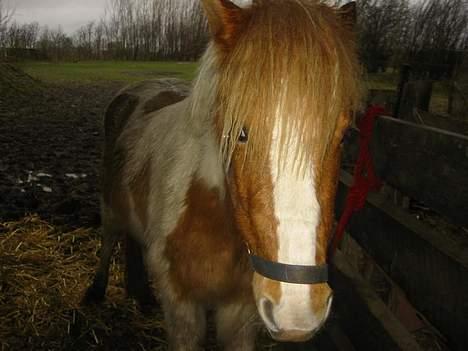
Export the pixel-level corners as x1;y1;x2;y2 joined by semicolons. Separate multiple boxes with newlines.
191;0;362;171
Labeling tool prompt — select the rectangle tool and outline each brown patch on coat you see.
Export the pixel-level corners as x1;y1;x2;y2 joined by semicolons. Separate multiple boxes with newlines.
165;179;252;304
143;91;187;114
253;274;281;305
201;0;249;50
315;113;351;264
104;93;139;146
229;146;282;303
228;148;279;261
310;283;332;317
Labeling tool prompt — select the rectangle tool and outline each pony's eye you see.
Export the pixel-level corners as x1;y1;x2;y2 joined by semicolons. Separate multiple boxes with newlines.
238;127;248;143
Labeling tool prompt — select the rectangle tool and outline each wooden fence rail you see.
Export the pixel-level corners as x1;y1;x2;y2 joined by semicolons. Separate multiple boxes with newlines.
344;115;468;227
338;114;468;350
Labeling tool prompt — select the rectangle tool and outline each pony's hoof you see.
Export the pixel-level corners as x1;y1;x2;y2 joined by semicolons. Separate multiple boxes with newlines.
139;295;158;313
128;290;158;314
138;301;158;316
82;284;106;305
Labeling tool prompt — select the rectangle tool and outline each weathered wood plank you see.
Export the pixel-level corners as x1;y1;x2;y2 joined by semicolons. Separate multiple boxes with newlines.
335;171;468;351
343;115;468;227
325;324;357;351
398;81;433;121
330;251;423;351
415;110;468;135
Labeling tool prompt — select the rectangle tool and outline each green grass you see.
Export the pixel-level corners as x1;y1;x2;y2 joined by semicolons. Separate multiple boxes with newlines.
18;60;199;83
19;60;401;89
363;70;449;115
364;71;399;91
19;60;401;88
16;61;450;114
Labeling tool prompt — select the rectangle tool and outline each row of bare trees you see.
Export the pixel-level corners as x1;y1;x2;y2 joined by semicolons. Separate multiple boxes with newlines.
73;0;208;60
0;0;12;26
358;0;468;74
0;0;14;42
1;0;208;61
0;0;467;71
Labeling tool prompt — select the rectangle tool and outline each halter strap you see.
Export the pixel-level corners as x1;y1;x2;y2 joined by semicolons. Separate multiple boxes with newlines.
249;254;328;285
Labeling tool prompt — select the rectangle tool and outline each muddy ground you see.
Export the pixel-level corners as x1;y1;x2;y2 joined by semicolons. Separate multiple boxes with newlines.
0;75;122;229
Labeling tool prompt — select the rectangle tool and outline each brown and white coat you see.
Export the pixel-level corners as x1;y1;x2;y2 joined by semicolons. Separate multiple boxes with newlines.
85;1;362;350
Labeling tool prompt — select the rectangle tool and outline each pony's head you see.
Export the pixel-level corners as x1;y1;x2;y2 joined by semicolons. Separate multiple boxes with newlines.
197;0;361;342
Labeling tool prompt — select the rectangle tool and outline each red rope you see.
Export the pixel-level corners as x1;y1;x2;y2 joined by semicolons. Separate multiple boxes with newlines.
329;105;385;257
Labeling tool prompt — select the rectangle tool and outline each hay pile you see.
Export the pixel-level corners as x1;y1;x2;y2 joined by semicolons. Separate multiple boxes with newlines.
0;216;283;351
0;215;166;351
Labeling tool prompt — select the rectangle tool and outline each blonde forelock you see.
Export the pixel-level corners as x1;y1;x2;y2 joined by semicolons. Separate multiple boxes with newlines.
192;0;363;172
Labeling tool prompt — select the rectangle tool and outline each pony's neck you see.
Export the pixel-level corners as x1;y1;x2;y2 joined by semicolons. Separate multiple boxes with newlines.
189;44;219;135
194;126;226;200
189;43;229;200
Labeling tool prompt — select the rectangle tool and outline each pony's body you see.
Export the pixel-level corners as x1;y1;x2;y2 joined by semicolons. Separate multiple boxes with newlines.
107;78;250;302
89;78;256;348
86;1;362;350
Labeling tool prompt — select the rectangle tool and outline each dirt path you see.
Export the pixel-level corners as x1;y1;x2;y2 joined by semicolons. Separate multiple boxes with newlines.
0;76;123;228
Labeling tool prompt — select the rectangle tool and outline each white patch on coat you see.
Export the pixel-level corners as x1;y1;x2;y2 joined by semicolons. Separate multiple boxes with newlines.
117;96;224;299
231;0;253;8
268;119;322;331
196;128;225;198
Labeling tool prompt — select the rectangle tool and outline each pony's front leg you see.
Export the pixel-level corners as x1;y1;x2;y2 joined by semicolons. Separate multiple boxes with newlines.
216;302;258;351
162;297;206;351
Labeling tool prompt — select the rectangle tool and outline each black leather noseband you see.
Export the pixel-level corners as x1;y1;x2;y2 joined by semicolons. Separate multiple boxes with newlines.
250;254;328;285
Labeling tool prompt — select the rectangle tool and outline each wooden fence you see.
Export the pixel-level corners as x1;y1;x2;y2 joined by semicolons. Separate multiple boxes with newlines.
332;114;468;351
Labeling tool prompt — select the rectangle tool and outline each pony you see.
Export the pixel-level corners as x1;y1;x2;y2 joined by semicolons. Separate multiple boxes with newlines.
85;0;362;349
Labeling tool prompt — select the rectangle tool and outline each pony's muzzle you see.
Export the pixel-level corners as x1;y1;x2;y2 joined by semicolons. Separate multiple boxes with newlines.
256;281;333;342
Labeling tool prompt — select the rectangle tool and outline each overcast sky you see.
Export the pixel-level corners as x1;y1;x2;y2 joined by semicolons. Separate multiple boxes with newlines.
9;0;420;35
10;0;107;34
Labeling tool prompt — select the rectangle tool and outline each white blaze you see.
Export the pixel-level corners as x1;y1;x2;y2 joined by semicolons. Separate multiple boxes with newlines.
269;120;321;331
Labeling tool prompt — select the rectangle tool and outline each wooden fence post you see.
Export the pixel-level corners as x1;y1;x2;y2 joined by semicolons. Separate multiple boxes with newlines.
449;54;468;119
398;80;433;122
394;64;411;118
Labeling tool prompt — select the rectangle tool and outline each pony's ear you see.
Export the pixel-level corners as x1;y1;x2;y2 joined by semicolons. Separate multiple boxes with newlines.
339;1;357;29
201;0;247;47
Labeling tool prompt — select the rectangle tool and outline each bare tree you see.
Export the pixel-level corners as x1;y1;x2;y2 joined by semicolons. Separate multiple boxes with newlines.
409;0;468;52
94;20;105;59
357;0;411;72
0;0;14;28
0;0;14;48
404;0;468;78
99;0;207;60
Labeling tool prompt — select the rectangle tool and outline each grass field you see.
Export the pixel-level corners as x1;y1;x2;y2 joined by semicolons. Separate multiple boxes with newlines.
18;61;199;83
17;60;449;114
20;60;400;87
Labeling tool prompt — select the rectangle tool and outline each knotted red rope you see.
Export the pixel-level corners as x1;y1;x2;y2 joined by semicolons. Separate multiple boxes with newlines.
329;105;385;257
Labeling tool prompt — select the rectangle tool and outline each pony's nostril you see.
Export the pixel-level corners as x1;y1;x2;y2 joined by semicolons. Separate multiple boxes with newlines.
327;293;333;305
324;292;334;319
259;297;278;332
